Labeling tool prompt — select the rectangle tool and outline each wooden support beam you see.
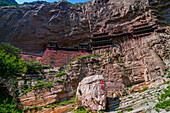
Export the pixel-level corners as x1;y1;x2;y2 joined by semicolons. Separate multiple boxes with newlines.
133;32;152;37
92;45;111;50
132;24;157;31
93;32;109;37
133;23;148;28
132;27;155;35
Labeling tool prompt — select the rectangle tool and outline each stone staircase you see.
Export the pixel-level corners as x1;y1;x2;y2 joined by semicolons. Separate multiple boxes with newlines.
107;82;169;113
107;97;121;111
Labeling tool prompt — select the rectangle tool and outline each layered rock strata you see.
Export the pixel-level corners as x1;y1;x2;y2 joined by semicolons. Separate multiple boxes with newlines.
66;32;170;96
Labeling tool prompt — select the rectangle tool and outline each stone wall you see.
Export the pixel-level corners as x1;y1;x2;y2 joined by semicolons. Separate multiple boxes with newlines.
21;49;91;67
21;54;42;62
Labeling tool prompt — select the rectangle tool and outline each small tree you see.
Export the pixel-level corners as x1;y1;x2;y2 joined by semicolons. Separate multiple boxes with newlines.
0;43;26;78
0;50;26;78
0;42;21;59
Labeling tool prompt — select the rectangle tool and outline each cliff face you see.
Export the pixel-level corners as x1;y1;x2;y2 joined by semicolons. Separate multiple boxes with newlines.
0;2;91;51
3;32;168;112
0;0;169;51
66;32;170;96
84;0;149;32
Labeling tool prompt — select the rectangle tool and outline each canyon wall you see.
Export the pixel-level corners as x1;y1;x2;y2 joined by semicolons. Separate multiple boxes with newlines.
0;0;169;51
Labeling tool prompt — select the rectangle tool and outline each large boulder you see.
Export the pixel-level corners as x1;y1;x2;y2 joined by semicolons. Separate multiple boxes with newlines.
76;75;107;111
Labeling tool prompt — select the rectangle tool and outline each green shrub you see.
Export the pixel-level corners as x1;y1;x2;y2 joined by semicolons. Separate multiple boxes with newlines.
33;81;53;90
0;99;22;113
139;87;149;93
0;43;25;78
23;106;42;111
126;107;133;111
24;98;75;111
54;80;66;83
49;70;56;73
163;81;170;84
21;81;54;96
118;111;123;113
0;1;9;6
155;85;170;111
155;99;170;110
21;88;32;96
23;84;28;90
54;72;67;78
0;50;26;78
0;42;21;58
160;86;170;101
72;106;89;113
68;53;109;66
155;108;160;112
24;61;47;74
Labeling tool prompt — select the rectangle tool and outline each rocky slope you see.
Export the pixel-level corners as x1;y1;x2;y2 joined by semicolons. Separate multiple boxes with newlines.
0;0;169;51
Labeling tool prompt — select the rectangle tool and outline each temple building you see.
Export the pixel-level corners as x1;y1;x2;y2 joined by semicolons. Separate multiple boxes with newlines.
132;23;158;37
46;23;163;51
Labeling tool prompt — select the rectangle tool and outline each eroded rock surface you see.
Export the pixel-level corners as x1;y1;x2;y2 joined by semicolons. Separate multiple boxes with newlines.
0;2;90;51
66;32;170;96
76;75;107;111
3;31;169;112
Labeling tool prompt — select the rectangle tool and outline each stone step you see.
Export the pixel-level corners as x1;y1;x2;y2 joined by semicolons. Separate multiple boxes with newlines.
108;101;121;108
108;99;121;104
121;87;163;100
123;96;158;107
121;88;164;102
115;96;158;111
107;97;119;100
109;104;120;111
123;92;161;102
121;94;159;106
107;88;162;112
110;83;170;112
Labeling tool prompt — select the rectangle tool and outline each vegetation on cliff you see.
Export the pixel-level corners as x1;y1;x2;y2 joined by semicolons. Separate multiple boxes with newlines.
0;43;23;112
24;61;49;75
0;1;8;6
23;1;47;5
0;99;22;113
156;85;170;111
0;43;26;78
0;43;52;112
0;0;17;6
